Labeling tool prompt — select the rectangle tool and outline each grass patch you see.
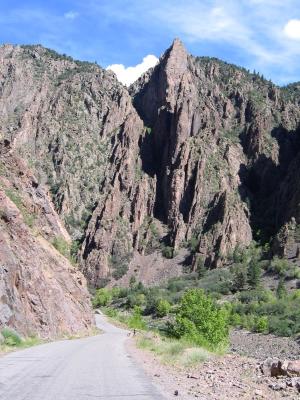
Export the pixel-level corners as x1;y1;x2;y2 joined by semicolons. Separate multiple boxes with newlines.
5;188;36;228
0;328;42;353
137;334;212;366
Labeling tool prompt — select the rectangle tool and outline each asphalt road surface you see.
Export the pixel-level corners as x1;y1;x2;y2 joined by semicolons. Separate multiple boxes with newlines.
0;314;165;400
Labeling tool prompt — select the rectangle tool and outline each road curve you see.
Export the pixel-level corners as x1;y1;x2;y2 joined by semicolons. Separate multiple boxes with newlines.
0;314;165;399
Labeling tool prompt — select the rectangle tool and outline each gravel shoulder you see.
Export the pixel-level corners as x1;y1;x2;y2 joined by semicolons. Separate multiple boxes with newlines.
127;330;300;400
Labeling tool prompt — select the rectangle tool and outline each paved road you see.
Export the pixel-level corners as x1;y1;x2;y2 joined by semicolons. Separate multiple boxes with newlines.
0;315;165;400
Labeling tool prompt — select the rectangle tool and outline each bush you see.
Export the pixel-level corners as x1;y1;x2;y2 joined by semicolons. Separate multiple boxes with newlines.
269;257;291;277
112;265;128;280
51;236;70;258
276;278;287;299
156;299;171;318
171;289;229;349
255;316;269;333
127;306;146;330
1;328;22;346
93;288;112;307
126;293;146;308
70;240;81;262
161;246;175;259
196;256;206;278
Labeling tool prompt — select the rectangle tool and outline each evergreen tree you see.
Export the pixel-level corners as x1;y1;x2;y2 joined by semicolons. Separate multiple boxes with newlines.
276;278;287;299
232;265;247;292
196;255;206;278
247;261;261;288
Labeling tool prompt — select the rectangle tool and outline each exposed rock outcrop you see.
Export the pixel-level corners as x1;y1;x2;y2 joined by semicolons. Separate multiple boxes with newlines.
131;39;300;268
0;145;94;338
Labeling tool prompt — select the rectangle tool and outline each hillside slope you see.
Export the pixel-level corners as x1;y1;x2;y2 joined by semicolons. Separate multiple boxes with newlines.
0;142;93;337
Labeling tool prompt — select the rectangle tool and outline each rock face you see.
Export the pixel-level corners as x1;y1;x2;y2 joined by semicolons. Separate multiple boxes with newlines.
0;144;94;338
0;44;156;286
131;39;300;268
1;40;300;286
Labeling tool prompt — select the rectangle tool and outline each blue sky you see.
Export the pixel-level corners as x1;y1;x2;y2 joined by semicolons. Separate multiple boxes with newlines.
1;1;300;85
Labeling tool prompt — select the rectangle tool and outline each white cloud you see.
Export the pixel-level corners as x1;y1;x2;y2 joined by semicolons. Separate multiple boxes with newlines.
64;11;79;20
106;54;158;86
283;19;300;40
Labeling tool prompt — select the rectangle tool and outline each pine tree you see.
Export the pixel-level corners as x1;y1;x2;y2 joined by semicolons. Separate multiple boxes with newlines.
276;278;287;299
196;256;206;278
232;265;247;292
247;261;261;288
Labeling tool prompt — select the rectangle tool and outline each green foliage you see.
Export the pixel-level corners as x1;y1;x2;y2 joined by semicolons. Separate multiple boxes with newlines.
5;188;35;228
247;260;262;288
196;255;206;278
269;257;294;278
276;278;287;299
112;265;128;280
1;328;22;346
126;292;146;308
255;316;269;333
51;236;70;258
127;306;146;330
171;289;229;349
231;264;247;292
70;240;81;262
161;245;175;259
156;299;171;318
230;289;300;336
188;236;199;253
93;288;112;307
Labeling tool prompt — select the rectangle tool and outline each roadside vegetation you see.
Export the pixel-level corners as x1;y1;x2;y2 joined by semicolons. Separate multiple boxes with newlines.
0;328;42;353
93;241;300;356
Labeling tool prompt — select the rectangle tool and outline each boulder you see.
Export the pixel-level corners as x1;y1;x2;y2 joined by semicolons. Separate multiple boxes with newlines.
260;358;282;377
283;360;300;377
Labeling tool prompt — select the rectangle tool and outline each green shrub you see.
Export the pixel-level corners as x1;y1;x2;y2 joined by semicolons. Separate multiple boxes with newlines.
188;236;199;253
112;265;128;280
93;288;112;307
276;278;287;299
269;257;291;277
126;293;146;308
51;236;70;258
171;289;229;349
196;256;206;278
127;306;146;330
5;188;35;228
161;245;175;259
237;289;274;304
255;316;269;333
1;328;22;346
156;299;171;318
70;240;81;262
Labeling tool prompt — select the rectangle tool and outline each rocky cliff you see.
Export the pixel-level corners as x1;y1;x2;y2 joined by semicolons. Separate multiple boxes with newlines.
0;142;94;338
1;40;300;288
131;39;300;268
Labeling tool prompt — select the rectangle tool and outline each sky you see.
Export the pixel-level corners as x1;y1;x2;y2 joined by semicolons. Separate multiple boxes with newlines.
1;1;300;86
